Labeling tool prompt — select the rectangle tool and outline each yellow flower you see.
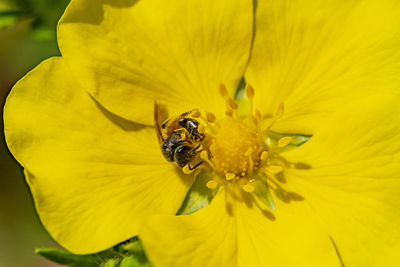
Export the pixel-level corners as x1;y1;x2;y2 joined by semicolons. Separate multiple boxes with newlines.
4;1;400;267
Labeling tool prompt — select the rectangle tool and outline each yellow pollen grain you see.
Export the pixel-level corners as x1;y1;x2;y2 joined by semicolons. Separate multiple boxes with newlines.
225;173;235;181
206;180;218;189
278;137;292;148
206;112;216;123
243;184;255;193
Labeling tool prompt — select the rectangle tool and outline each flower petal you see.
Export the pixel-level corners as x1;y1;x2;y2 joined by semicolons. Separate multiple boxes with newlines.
4;57;193;254
140;191;237;267
236;194;341;267
247;0;400;134
281;93;400;266
141;188;341;267
58;0;253;125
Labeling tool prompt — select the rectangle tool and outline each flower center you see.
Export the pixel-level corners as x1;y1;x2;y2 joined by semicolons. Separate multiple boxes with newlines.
211;118;263;177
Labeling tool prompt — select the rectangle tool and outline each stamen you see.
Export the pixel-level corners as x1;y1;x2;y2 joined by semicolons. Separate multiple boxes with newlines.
191;110;201;118
263;102;285;133
255;109;262;121
200;150;215;169
219;84;229;99
278;137;292;148
206;112;216;123
198;124;205;134
228;98;238;110
225;109;234;117
245;148;254;176
206;180;218;189
245;84;255;99
182;165;194;174
275;103;284;119
243;184;255;193
225;173;235;181
245;84;255;119
260;151;269;162
266;165;284;174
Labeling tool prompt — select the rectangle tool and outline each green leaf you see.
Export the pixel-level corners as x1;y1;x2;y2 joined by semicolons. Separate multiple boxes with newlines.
35;248;98;266
177;170;219;215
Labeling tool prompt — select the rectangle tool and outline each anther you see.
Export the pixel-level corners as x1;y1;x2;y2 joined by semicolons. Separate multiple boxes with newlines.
206;112;216;123
243;184;255;193
191;110;201;118
200;150;215;169
228;98;238;110
260;151;269;162
267;165;284;174
182;165;194;174
278;137;292;148
255;109;262;121
198;124;205;134
219;84;229;99
245;84;255;99
225;109;233;117
206;180;218;189
225;173;235;181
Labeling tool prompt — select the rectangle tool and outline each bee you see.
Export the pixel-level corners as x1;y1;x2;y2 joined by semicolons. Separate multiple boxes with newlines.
161;110;205;142
154;102;204;170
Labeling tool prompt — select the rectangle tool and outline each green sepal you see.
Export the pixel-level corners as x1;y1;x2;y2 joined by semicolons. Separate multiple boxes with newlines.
119;256;151;267
177;170;219;215
36;237;152;267
250;174;275;210
119;238;150;267
35;248;98;266
103;259;117;267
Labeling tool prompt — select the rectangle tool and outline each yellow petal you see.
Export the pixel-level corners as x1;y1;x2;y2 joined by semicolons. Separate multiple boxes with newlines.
59;0;253;125
141;188;341;267
236;193;341;267
247;0;400;134
4;57;193;254
281;93;400;266
140;190;237;267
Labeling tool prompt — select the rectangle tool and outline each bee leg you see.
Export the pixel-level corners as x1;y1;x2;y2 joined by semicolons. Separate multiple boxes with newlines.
173;128;191;138
188;161;203;170
180;109;199;118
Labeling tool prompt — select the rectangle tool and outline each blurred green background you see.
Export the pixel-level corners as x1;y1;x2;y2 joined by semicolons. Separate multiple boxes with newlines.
1;0;70;266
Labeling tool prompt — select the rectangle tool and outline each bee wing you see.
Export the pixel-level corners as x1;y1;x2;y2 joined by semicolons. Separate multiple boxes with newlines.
154;101;164;144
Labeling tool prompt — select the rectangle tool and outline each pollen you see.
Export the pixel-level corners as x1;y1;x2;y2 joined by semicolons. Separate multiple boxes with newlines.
212;118;264;177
